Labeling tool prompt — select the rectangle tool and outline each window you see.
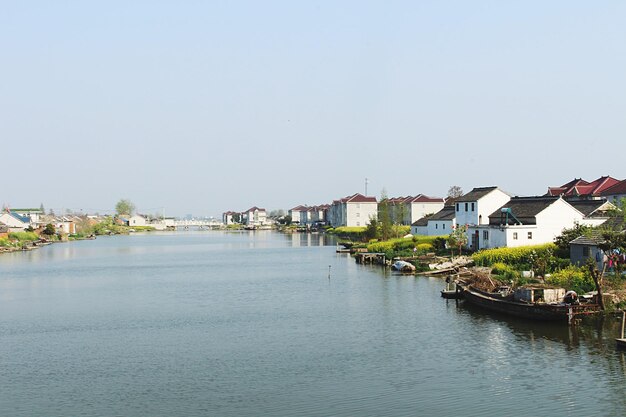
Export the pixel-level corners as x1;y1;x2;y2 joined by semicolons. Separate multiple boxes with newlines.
528;232;533;240
513;232;518;240
435;224;438;229
443;224;446;230
583;246;590;257
356;222;360;226
356;213;360;217
471;203;475;212
456;203;460;212
465;203;469;212
483;231;488;240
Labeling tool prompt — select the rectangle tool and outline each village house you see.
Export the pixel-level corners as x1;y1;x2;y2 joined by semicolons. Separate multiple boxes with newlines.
328;193;377;227
569;217;626;271
242;207;267;227
411;205;456;236
0;210;32;232
546;176;621;200
389;195;445;225
466;196;613;250
455;186;511;229
128;215;147;227
222;211;238;225
288;205;308;225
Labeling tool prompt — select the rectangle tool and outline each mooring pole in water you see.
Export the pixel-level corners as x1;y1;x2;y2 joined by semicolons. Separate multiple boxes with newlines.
328;265;331;280
621;310;625;339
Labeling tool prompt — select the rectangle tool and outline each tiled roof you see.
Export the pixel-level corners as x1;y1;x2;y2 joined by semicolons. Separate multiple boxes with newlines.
601;179;626;196
430;206;456;221
548;176;621;197
345;193;377;203
246;207;266;212
457;186;500;202
567;200;613;217
412;217;430;227
290;205;307;211
488;196;560;226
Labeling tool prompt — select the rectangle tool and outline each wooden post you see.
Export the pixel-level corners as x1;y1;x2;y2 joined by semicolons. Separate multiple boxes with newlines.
621;311;625;340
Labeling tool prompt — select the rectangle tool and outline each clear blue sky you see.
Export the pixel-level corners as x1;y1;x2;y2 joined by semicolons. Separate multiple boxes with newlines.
1;1;624;217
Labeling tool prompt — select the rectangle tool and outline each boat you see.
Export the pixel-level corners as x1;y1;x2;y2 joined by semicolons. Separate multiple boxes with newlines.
441;276;463;299
458;283;600;323
392;260;416;272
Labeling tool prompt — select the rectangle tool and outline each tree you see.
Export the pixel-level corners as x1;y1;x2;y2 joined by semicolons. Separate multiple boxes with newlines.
232;212;242;223
364;216;379;241
447;185;464;199
554;223;592;258
42;223;56;236
447;225;468;257
378;189;392;241
115;199;136;216
39;203;45;213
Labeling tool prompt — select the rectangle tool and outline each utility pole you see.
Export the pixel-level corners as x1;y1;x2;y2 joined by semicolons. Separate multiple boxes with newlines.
365;178;369;196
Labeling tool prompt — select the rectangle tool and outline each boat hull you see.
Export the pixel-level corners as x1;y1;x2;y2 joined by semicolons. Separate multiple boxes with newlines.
461;285;599;322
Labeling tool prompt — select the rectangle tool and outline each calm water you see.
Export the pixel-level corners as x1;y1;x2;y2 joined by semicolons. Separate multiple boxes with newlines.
1;231;626;417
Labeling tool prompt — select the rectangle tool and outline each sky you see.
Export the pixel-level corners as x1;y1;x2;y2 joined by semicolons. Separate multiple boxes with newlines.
1;1;625;217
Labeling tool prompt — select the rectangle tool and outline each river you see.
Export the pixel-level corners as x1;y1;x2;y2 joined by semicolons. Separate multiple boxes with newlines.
1;231;625;416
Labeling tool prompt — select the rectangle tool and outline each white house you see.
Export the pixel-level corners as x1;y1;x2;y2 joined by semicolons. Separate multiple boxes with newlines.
328;193;377;227
242;207;267;226
222;211;238;225
289;205;308;225
411;206;456;236
455;186;511;228
466;196;611;250
129;215;147;227
390;195;445;225
0;211;32;231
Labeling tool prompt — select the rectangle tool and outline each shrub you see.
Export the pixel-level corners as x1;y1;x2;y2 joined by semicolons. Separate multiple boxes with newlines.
545;265;595;294
8;232;39;242
490;262;520;281
472;244;557;267
0;237;12;247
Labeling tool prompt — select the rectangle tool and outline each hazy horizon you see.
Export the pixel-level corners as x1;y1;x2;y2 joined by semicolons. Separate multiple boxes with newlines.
2;1;624;217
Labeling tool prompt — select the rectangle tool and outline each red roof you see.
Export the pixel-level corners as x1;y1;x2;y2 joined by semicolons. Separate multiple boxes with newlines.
547;176;621;197
601;179;626;196
345;193;377;203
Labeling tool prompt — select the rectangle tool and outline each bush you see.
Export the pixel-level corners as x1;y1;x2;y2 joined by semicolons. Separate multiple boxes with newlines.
8;232;39;242
472;243;557;267
0;237;12;247
545;265;595;294
490;262;520;281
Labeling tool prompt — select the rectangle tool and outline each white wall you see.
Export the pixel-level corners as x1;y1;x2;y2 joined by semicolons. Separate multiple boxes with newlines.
410;202;444;224
346;202;377;227
456;189;510;226
427;220;453;236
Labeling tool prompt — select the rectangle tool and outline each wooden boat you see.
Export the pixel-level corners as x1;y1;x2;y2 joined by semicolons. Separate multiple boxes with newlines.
441;279;463;299
459;283;600;323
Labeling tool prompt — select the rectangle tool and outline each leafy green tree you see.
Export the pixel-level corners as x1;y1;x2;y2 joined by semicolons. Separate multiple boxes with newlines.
447;224;468;257
378;189;392;241
553;223;592;258
364;216;379;241
42;223;56;236
115;199;136;216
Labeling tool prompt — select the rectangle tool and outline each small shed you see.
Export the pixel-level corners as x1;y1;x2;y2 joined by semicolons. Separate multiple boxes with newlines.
570;234;604;271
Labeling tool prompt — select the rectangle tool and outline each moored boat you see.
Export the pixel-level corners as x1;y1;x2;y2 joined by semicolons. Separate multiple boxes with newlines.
458;283;600;323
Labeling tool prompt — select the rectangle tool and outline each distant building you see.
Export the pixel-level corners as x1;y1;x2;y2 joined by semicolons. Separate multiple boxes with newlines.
242;207;267;226
222;211;239;225
546;176;620;200
328;193;377;227
389;195;445;225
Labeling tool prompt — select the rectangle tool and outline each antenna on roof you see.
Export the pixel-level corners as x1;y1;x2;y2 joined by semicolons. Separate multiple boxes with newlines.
365;178;369;196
